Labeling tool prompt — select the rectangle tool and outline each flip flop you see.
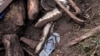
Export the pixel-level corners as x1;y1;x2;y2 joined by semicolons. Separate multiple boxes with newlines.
39;33;60;56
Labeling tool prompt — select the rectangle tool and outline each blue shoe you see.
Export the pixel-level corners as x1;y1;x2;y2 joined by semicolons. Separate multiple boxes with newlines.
39;33;60;56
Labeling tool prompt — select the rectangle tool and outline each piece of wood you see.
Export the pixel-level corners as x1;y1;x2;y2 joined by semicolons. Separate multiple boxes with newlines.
35;9;62;28
66;25;100;47
20;37;38;49
23;47;35;56
0;0;13;13
2;34;24;56
27;0;39;20
68;0;81;15
55;0;84;24
35;23;52;53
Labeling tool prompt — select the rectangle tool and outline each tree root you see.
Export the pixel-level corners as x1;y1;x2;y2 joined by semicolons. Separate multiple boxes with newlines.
55;0;84;24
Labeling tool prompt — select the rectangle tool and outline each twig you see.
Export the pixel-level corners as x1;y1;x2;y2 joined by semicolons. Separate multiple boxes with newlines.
66;25;100;47
55;0;84;24
84;4;97;14
68;0;81;15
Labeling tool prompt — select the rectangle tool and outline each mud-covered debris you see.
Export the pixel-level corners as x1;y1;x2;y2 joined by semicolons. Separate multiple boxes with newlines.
35;23;52;54
35;8;62;28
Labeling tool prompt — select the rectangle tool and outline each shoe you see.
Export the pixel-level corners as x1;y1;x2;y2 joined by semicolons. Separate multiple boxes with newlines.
39;33;60;56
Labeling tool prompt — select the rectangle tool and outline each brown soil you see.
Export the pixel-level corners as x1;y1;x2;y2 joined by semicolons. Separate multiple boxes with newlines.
51;0;100;56
0;0;100;56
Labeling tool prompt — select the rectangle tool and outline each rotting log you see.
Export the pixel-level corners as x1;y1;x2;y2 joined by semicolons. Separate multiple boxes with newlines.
2;34;24;56
27;0;39;20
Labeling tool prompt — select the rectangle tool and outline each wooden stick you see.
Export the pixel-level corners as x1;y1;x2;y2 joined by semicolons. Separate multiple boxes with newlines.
68;0;81;15
67;25;100;47
55;0;84;24
35;23;52;53
20;37;38;49
2;34;24;56
23;47;35;56
0;0;13;13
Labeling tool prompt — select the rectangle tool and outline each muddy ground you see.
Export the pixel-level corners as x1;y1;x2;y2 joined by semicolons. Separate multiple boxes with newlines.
0;0;100;56
51;0;100;56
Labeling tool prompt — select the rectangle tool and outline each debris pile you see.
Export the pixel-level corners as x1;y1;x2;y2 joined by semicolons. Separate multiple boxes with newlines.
0;0;87;56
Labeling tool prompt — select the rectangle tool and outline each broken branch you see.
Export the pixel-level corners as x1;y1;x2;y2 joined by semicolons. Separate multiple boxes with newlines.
35;23;52;53
67;25;100;47
68;0;81;15
55;0;84;24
